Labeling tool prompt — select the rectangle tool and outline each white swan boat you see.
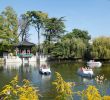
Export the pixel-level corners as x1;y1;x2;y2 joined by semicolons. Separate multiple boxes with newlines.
39;64;51;75
87;60;102;68
77;67;94;77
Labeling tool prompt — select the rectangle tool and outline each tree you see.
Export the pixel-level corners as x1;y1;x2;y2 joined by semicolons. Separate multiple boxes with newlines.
91;37;110;59
1;6;18;42
18;14;31;41
51;29;88;59
0;15;5;39
64;29;91;60
26;11;48;54
51;37;86;59
44;17;65;42
43;17;65;54
69;28;91;43
0;6;19;52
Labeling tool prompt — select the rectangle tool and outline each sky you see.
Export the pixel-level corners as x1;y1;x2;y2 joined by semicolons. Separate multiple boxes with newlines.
0;0;110;44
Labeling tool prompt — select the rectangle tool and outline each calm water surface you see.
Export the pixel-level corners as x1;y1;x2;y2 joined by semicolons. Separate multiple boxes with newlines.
0;61;110;99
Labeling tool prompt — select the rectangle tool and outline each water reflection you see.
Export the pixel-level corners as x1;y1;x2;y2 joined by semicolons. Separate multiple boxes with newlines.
4;62;37;70
79;76;94;85
41;74;51;80
39;74;51;92
4;63;21;70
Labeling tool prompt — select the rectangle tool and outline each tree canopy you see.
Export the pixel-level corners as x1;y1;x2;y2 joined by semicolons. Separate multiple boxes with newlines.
44;17;65;42
91;37;110;59
0;6;110;60
0;6;18;52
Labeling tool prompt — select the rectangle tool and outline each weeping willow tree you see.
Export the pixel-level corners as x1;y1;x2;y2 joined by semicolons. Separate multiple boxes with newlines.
51;37;86;59
91;37;110;59
72;38;86;58
49;28;90;59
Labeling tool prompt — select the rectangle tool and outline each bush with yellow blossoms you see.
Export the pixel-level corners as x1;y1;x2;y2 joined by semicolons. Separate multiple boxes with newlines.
52;72;75;100
0;76;39;100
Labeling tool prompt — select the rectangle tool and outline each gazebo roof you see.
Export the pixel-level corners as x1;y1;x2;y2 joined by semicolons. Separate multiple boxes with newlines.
17;40;35;47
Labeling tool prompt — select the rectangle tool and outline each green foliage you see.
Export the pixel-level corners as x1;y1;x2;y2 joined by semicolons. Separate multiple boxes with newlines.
44;17;65;42
43;17;65;54
42;28;91;59
26;11;48;40
91;37;110;59
0;76;39;100
1;6;18;42
19;13;31;41
0;6;18;52
31;45;38;55
52;72;74;100
1;6;110;61
42;40;55;54
26;11;48;54
51;33;87;59
69;29;91;43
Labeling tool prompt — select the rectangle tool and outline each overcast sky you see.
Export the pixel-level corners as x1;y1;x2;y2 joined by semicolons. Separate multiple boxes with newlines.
0;0;110;43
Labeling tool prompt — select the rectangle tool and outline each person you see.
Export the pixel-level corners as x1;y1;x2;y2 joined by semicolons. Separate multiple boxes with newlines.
84;66;87;69
43;64;46;68
81;67;84;71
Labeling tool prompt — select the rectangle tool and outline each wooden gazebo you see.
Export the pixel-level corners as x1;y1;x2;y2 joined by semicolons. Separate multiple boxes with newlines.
16;40;35;58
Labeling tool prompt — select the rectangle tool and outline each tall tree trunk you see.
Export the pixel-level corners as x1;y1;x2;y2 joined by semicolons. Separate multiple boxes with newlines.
37;27;40;56
48;34;51;54
22;35;24;41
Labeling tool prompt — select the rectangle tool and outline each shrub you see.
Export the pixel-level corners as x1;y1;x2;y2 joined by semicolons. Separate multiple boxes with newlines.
52;72;74;100
0;76;39;100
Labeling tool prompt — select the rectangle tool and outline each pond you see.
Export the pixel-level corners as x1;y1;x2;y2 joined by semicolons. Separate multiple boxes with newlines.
0;61;110;100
